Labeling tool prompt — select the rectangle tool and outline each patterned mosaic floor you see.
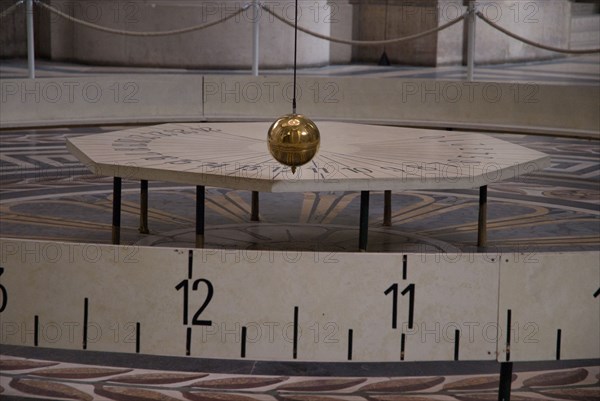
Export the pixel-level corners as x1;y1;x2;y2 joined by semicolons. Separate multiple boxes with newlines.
1;355;599;401
0;126;599;400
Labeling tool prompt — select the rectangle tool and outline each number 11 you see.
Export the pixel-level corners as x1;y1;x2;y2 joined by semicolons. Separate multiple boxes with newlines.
384;283;415;329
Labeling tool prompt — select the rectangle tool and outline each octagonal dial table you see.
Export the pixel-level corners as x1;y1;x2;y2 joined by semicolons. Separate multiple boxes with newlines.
66;122;550;250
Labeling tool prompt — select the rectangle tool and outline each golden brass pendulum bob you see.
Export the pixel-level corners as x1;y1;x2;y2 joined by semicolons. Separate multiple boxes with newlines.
267;114;320;174
267;0;320;174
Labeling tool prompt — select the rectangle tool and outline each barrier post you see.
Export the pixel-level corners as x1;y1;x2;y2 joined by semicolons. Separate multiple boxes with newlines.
26;0;35;79
467;0;476;81
252;0;260;76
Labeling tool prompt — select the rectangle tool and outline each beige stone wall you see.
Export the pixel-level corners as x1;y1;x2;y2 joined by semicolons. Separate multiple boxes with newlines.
350;0;440;66
472;0;572;64
350;0;573;66
329;0;354;64
36;0;342;68
436;0;466;65
0;0;28;58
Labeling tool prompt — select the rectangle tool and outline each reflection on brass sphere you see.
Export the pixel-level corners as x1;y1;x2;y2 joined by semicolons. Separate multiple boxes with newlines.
267;114;321;174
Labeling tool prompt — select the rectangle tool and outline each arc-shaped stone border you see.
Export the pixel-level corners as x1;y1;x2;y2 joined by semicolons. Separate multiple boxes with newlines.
1;76;598;139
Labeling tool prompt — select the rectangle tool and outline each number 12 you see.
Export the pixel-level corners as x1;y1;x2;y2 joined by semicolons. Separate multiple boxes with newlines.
175;278;213;326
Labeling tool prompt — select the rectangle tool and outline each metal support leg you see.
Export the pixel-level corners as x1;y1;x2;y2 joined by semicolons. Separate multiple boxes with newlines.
359;191;370;252
251;191;259;222
196;186;205;248
139;180;149;234
498;362;513;401
477;185;487;249
383;190;392;226
112;177;122;245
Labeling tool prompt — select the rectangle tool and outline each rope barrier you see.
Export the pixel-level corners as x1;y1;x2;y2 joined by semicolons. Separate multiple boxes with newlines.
36;1;247;37
476;11;600;54
0;0;23;19
34;0;465;45
16;1;600;55
261;5;467;46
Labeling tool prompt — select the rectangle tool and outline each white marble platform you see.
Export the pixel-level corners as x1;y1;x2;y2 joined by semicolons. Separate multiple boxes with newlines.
66;122;551;192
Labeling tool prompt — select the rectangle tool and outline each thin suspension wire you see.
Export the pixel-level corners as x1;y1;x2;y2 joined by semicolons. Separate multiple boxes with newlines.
292;0;298;114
